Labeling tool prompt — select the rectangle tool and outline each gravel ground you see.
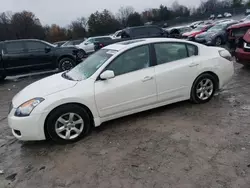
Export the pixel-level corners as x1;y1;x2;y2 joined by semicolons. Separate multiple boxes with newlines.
0;63;250;188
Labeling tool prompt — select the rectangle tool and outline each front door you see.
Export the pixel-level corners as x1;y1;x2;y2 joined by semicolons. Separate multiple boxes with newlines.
153;42;200;102
94;45;157;118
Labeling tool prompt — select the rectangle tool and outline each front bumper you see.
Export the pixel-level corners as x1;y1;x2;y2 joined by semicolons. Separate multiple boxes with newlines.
8;109;47;141
235;48;250;64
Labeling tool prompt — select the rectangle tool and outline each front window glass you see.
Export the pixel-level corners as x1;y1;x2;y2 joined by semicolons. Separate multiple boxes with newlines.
192;25;204;31
65;49;116;81
106;45;150;76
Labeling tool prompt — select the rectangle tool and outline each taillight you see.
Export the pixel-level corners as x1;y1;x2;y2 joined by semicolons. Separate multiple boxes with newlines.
219;50;232;61
99;43;104;48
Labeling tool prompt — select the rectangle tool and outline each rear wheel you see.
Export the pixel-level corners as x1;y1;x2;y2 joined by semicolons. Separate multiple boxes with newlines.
58;58;76;72
215;36;222;46
77;50;86;59
190;73;217;104
46;104;91;144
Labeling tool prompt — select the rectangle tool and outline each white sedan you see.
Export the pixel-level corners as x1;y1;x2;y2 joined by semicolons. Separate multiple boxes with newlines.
8;38;234;143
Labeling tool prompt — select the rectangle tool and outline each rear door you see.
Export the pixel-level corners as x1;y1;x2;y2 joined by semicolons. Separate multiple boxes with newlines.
2;41;30;74
148;27;163;37
153;42;200;102
24;40;54;70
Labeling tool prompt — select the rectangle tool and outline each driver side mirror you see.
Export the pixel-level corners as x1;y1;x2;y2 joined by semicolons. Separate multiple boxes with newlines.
45;46;51;53
100;70;115;80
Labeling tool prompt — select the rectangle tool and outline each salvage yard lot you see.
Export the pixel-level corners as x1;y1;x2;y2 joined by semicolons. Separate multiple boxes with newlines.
0;62;250;188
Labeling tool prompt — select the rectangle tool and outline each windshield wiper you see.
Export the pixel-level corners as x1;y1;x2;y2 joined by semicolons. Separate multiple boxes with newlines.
62;72;74;80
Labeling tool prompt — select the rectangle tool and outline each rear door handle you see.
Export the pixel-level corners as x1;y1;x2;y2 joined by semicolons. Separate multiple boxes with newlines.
142;76;153;82
189;63;199;67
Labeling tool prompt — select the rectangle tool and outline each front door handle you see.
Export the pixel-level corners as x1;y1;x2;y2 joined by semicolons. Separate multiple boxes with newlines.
142;76;153;82
189;63;199;67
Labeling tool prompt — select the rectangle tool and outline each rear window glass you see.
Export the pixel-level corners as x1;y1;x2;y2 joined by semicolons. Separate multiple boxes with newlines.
187;44;198;56
5;42;25;53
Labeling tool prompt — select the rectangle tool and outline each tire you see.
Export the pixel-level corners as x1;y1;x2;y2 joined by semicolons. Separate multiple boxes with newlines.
46;104;91;144
190;73;217;104
77;50;86;59
58;57;76;72
215;36;222;46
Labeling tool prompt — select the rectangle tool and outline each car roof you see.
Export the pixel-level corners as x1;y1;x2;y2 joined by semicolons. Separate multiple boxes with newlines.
4;39;44;43
90;36;111;39
228;21;250;29
103;38;199;51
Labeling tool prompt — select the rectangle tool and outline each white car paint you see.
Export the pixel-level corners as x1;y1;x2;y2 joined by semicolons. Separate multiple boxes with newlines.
111;30;122;39
76;38;95;54
8;38;234;141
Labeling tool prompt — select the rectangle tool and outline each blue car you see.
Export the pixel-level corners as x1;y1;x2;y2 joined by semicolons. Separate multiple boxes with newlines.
195;20;238;46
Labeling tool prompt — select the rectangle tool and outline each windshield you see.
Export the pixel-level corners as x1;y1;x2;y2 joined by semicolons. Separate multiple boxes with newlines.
208;24;226;31
62;41;73;46
43;41;56;47
65;49;117;81
193;25;204;31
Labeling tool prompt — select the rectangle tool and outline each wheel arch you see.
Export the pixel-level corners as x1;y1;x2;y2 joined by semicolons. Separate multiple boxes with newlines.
192;71;220;92
57;55;76;64
44;102;94;139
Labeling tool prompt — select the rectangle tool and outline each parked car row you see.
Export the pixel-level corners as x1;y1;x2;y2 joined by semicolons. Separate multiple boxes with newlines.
209;12;232;20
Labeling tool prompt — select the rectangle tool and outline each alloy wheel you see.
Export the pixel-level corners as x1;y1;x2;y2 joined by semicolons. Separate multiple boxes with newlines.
215;37;222;46
196;78;214;100
55;113;84;140
61;61;74;71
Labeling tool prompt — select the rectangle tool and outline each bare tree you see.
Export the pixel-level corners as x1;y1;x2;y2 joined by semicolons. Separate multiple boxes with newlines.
116;6;135;27
69;17;87;39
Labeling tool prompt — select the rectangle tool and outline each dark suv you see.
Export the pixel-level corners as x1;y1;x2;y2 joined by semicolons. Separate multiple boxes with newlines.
0;39;83;80
94;25;167;51
121;25;167;38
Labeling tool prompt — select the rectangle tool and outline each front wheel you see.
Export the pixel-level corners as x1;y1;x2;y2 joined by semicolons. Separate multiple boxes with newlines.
77;50;86;59
46;104;91;144
190;74;217;104
58;58;76;72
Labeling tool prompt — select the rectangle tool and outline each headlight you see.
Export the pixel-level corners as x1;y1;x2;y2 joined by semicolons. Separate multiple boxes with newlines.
15;98;44;117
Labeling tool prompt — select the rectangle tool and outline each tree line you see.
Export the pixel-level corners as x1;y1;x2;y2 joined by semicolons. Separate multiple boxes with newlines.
0;0;249;42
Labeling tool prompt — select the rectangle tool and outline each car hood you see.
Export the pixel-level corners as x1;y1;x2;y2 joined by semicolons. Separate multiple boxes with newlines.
12;73;78;107
55;46;79;52
196;30;219;38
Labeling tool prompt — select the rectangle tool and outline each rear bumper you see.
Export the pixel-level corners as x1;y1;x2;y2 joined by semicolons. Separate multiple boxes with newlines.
235;48;250;64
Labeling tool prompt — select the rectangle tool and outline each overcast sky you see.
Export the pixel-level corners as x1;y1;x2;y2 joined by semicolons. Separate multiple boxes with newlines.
0;0;200;26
